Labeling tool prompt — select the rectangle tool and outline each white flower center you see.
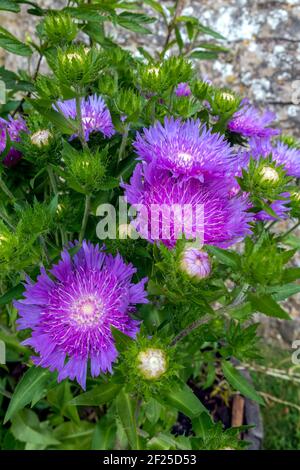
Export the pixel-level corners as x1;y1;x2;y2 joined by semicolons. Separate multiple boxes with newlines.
260;166;279;183
221;92;235;101
177;152;193;163
138;348;167;380
147;67;160;76
70;295;104;327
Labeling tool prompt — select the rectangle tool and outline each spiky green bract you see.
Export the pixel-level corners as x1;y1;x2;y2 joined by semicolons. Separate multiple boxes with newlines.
43;12;78;45
192;415;249;450
0;203;54;279
113;89;143;124
277;135;300;149
191;80;213;101
208;87;241;117
136;57;193;94
241;233;295;286
48;45;104;87
290;189;300;218
237;156;291;201
18;114;61;167
62;141;115;194
118;334;180;398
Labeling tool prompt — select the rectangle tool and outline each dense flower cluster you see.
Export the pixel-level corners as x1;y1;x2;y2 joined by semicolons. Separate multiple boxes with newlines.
14;242;148;388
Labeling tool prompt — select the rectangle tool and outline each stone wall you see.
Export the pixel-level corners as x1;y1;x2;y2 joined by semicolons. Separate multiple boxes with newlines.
1;1;299;135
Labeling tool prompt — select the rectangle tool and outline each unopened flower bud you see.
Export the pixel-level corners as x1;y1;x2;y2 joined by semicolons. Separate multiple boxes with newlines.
137;348;167;380
31;129;52;148
260;166;279;184
180;247;211;280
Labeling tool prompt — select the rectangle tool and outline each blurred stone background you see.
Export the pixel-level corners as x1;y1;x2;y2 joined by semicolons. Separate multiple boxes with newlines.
1;0;300;136
1;0;300;344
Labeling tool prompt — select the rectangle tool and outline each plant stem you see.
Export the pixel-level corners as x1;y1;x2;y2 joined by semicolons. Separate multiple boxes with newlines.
170;313;211;346
280;221;300;240
76;94;88;150
161;0;186;58
79;194;91;244
0;178;15;201
118;125;129;162
47;166;58;195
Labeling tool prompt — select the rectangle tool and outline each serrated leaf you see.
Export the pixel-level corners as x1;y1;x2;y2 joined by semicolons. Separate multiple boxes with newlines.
248;293;290;319
70;382;123;406
116;390;141;450
0;27;32;56
4;367;54;423
11;410;60;447
221;360;264;405
266;283;300;301
206;245;240;269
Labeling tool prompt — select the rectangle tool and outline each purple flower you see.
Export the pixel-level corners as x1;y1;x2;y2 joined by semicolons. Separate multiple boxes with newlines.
123;163;252;248
133;117;234;182
55;94;115;141
175;82;191;97
0;116;28;167
228;104;279;139
14;242;148;389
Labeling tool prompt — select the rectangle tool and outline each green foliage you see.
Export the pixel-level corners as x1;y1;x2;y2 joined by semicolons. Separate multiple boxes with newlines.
0;0;299;452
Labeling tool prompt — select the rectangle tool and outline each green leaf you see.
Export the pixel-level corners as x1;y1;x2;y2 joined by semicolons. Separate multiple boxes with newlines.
4;367;54;423
11;410;60;447
116;390;141;450
198;22;226;40
0;1;20;13
29;100;77;135
160;383;208;418
70;382;123;406
282;267;300;283
196;42;229;52
116;12;155;34
189;50;219;60
0;283;24;306
248;293;290;320
266;283;300;301
206;245;240;269
111;325;134;352
91;416;116;450
147;432;191;450
47;381;80;424
0;27;32;56
145;397;162;424
221;360;264;406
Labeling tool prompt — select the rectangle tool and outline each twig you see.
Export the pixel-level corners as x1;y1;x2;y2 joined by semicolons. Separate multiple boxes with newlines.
259;392;300;412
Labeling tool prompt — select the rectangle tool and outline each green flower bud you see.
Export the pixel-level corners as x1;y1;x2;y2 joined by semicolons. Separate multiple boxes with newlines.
43;12;78;45
50;46;104;87
118;335;180;397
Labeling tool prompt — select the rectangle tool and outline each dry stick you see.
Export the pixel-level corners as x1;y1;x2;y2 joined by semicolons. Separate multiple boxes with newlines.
231;394;245;428
259;392;300;412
